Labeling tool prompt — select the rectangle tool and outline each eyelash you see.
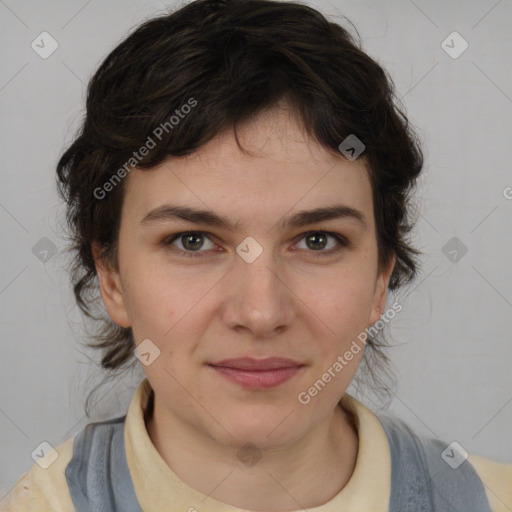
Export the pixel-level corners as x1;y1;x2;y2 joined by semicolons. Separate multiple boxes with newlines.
161;231;350;259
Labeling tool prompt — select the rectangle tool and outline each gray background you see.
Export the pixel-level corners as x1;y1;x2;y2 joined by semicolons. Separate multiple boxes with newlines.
1;0;511;498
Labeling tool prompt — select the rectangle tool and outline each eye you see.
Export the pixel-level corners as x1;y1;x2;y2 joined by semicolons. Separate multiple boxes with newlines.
162;230;349;259
294;231;349;256
163;231;217;258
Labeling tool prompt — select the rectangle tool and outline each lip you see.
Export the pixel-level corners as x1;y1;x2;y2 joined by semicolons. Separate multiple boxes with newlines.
210;357;303;370
208;357;305;389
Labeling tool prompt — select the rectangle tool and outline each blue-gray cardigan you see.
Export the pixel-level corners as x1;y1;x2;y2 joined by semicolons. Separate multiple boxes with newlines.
64;414;492;511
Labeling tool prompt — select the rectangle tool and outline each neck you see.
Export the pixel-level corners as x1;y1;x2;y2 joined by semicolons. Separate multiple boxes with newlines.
145;391;359;511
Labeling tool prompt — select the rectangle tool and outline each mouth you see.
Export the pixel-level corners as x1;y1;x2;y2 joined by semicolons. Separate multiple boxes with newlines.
208;357;305;389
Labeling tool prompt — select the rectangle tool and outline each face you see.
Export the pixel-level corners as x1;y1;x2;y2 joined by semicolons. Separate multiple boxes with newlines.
94;104;395;450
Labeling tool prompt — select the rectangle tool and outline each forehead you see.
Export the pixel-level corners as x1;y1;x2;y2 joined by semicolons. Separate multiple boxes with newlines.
122;105;374;230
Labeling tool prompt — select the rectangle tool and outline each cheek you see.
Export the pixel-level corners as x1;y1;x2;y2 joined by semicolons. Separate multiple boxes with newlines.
122;268;176;340
336;286;373;323
306;282;375;380
123;261;215;349
318;268;376;327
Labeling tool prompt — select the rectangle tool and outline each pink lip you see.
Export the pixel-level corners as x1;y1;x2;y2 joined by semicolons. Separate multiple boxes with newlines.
208;357;304;389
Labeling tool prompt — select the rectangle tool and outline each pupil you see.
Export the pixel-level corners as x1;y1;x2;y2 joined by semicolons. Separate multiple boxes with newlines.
307;233;326;250
184;234;203;250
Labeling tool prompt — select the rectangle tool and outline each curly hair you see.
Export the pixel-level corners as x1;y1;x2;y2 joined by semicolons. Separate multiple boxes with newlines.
56;0;423;408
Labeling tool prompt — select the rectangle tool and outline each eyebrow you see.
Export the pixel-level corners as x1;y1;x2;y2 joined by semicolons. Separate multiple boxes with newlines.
140;203;367;231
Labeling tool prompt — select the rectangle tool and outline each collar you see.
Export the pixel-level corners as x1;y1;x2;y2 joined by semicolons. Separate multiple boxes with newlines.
125;379;391;511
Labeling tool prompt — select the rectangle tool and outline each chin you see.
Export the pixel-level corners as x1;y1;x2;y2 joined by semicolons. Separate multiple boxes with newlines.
216;407;306;448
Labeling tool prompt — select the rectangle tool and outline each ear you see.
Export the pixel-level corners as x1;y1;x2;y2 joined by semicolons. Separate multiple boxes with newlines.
92;242;131;328
368;253;396;326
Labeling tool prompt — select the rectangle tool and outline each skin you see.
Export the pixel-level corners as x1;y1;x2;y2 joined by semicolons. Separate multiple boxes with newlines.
93;102;395;511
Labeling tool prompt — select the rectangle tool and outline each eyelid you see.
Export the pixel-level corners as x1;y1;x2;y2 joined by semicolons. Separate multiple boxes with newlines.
163;230;349;258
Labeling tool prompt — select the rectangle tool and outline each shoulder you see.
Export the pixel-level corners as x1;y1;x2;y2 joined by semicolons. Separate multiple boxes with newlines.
469;453;512;512
377;414;512;512
2;415;129;512
1;437;75;512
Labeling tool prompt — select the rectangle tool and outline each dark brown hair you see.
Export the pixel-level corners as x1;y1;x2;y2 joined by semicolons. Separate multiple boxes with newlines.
56;0;423;408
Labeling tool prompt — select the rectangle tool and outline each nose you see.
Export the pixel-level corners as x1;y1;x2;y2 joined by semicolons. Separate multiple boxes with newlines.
220;248;296;340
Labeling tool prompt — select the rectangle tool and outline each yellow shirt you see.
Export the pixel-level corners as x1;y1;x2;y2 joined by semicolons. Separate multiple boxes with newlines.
3;379;511;511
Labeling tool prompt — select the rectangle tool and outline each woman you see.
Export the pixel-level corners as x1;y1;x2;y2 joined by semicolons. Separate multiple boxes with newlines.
4;0;511;510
